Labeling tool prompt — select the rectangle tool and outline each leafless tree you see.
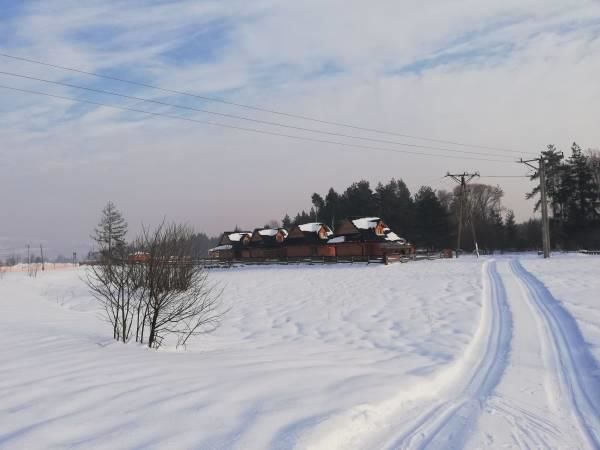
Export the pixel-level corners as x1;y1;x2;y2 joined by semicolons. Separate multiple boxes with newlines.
464;184;504;223
85;203;225;348
264;219;280;229
436;189;454;214
85;253;143;342
133;223;226;349
27;263;39;278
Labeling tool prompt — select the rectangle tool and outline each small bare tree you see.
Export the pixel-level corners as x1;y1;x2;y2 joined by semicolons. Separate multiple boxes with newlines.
85;214;226;349
134;223;226;349
27;263;39;278
85;254;145;342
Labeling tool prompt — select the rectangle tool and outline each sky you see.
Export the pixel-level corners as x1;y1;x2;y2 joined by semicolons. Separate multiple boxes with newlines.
1;0;600;258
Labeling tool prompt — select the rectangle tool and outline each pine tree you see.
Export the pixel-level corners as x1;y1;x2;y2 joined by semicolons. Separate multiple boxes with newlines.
281;214;292;229
526;145;565;218
324;187;341;228
504;210;517;249
93;201;128;262
414;186;449;249
489;209;505;251
342;180;376;217
567;142;596;225
311;193;325;222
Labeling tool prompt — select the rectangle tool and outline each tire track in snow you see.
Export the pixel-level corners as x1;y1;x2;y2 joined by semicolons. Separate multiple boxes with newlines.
298;260;512;450
381;260;513;449
510;259;600;448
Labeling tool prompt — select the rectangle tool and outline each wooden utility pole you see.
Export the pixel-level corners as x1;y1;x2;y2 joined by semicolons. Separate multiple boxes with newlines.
520;157;550;258
446;172;479;258
40;244;45;271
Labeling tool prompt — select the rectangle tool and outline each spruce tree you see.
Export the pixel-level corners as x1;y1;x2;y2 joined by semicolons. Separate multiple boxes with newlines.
281;214;292;229
93;201;128;263
505;210;518;249
414;186;449;249
568;142;596;225
526;145;565;218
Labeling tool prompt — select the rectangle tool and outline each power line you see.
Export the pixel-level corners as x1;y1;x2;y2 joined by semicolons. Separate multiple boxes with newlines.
479;175;530;178
0;83;517;164
0;52;532;156
0;70;517;160
0;246;29;253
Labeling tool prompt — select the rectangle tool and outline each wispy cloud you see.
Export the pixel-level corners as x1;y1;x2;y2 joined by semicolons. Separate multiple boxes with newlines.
1;0;600;255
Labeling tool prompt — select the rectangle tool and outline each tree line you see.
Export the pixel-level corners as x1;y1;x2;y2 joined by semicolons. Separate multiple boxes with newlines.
527;143;600;249
281;145;600;253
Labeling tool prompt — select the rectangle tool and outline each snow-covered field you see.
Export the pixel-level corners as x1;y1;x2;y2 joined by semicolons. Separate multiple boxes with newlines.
1;255;599;449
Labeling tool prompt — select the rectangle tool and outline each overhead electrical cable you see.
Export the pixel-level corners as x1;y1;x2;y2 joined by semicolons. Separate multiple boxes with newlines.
479;175;530;178
0;84;516;164
0;52;532;156
0;70;517;160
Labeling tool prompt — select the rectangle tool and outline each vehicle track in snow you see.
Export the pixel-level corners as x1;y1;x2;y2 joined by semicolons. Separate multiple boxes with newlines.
509;259;600;448
299;260;513;450
379;260;513;450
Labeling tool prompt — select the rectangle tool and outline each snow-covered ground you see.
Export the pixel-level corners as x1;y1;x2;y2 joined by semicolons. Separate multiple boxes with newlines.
0;255;599;449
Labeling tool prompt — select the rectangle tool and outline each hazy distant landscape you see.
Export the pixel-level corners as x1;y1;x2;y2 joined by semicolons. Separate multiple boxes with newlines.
2;1;600;449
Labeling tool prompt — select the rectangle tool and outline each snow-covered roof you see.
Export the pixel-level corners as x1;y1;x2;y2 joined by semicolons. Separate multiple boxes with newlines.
351;217;381;230
298;223;333;236
258;228;288;237
327;236;345;244
227;232;251;242
210;245;232;252
384;232;405;243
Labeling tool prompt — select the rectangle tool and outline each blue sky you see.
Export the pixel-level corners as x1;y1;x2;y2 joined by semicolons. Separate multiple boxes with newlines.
1;0;600;257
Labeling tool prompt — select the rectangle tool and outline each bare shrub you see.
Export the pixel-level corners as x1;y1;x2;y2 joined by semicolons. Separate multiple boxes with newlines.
27;263;39;278
85;216;226;349
85;254;144;342
134;223;226;349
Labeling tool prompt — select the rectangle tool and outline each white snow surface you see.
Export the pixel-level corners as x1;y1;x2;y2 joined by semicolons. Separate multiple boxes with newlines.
521;254;600;367
1;254;600;449
384;231;404;242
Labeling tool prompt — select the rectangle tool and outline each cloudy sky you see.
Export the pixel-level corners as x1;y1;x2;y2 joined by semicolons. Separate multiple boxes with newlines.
1;0;600;257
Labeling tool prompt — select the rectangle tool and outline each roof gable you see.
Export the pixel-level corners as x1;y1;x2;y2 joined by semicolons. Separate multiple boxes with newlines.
251;228;288;245
335;219;360;236
288;223;332;241
220;231;252;246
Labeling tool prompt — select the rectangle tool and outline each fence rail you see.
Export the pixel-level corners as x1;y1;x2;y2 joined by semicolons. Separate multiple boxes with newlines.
79;252;448;269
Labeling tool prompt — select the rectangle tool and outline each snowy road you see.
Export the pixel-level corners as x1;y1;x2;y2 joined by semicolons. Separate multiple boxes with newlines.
302;257;600;450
